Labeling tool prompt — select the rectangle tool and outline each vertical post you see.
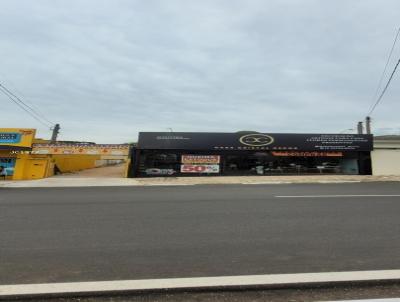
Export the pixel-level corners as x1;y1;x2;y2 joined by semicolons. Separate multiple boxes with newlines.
357;122;363;134
365;116;371;134
128;147;140;178
50;124;60;143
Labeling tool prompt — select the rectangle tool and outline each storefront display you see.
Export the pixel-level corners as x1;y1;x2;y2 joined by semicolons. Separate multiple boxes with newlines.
129;132;373;177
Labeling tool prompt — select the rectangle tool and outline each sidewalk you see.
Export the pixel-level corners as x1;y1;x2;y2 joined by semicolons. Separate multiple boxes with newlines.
1;174;400;188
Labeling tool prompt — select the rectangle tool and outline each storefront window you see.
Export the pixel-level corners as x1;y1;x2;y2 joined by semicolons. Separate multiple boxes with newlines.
222;152;356;175
139;151;180;176
134;150;363;177
0;158;16;177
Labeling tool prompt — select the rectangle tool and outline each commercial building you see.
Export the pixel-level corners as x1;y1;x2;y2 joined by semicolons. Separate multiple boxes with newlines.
0;127;130;180
128;132;373;177
1;129;31;179
0;128;54;180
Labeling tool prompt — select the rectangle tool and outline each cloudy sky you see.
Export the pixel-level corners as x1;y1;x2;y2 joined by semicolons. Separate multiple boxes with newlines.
1;0;399;143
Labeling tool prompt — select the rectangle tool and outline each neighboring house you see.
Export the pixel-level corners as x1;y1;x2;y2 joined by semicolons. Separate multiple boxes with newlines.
372;135;400;175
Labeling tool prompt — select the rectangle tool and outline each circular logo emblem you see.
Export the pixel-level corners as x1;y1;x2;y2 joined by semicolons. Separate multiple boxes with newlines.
239;134;274;146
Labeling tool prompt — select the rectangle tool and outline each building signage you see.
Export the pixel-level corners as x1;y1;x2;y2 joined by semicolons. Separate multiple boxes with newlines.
138;132;373;151
0;133;21;144
180;164;220;173
239;134;274;146
0;128;35;149
181;155;220;164
272;151;343;157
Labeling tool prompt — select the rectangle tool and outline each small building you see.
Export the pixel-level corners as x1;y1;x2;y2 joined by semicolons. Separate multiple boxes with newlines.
0;128;54;180
128;132;373;177
371;136;400;175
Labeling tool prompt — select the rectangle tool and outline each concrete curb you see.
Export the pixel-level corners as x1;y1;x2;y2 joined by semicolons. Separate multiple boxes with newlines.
1;270;400;299
1;177;400;188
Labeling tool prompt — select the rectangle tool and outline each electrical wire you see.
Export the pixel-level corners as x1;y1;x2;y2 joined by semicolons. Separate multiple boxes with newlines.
0;73;54;125
0;83;54;125
367;28;400;116
0;84;52;128
368;28;400;113
367;57;400;116
0;82;54;126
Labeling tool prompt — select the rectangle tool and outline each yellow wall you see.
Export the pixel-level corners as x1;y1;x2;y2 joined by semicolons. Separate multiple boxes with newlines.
51;154;101;173
12;154;54;180
2;152;125;180
9;153;101;179
31;145;129;174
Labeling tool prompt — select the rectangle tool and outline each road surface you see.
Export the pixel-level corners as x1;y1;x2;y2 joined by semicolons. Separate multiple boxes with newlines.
1;182;400;285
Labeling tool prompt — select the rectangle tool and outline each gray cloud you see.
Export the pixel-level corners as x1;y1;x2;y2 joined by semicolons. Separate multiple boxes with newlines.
1;0;399;143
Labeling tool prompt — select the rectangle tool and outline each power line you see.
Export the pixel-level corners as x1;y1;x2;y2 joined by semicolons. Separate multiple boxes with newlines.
368;27;400;113
0;82;54;125
0;84;54;125
0;85;52;128
0;85;51;128
367;57;400;116
367;28;400;116
0;73;51;123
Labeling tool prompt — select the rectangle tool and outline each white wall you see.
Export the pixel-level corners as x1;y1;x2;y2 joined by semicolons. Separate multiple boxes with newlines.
372;149;400;175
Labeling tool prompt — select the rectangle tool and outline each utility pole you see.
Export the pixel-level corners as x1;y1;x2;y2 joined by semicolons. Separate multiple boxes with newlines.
365;116;371;134
357;121;363;134
50;124;60;143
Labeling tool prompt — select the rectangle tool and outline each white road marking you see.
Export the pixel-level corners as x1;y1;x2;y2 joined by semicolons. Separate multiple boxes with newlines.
1;269;400;297
275;194;400;198
142;183;192;186
243;180;363;185
317;180;362;183
243;181;291;185
326;299;400;302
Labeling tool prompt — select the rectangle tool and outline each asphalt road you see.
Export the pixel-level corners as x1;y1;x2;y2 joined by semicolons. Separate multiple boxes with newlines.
1;182;400;285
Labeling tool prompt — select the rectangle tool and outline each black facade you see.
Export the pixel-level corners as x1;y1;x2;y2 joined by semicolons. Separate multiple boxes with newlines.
129;132;373;177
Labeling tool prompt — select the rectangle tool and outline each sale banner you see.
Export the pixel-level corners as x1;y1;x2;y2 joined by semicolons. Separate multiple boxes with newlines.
180;164;220;173
181;155;220;164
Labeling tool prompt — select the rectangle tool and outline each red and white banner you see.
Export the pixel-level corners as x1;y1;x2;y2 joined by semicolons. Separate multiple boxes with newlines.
181;155;220;164
180;164;220;173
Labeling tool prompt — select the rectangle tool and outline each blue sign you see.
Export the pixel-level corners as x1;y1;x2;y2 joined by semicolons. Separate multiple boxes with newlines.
0;133;21;144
